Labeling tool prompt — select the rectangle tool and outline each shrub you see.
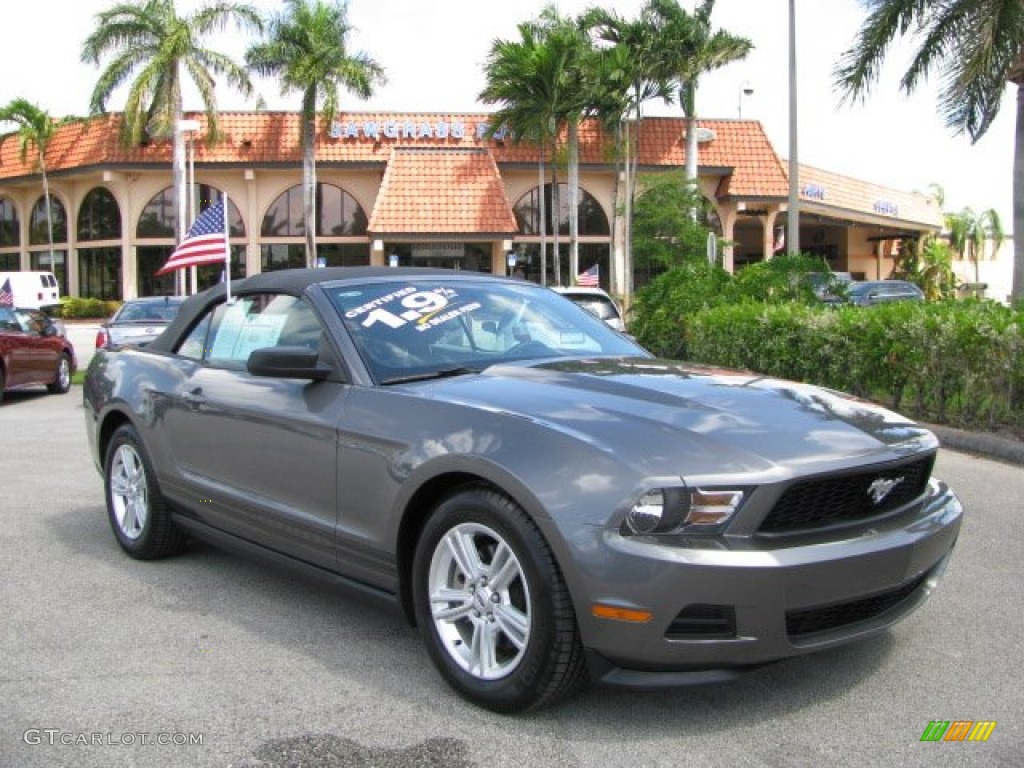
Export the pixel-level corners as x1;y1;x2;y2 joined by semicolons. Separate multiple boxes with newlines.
58;297;120;319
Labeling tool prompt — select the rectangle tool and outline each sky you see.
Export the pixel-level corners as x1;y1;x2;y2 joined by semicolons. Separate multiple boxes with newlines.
1;0;1014;225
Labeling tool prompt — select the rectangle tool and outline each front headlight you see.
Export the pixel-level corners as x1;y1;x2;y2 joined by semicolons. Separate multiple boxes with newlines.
623;486;746;535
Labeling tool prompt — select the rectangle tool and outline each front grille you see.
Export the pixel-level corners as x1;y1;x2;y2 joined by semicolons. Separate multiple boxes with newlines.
786;572;927;638
759;454;934;534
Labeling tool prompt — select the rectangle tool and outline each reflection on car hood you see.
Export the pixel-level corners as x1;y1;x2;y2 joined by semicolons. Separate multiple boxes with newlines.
413;357;936;476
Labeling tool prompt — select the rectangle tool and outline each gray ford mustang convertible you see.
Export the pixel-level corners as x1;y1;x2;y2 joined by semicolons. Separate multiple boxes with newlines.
83;268;962;712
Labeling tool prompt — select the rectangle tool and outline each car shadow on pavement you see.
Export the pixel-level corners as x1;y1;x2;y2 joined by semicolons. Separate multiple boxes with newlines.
47;501;895;746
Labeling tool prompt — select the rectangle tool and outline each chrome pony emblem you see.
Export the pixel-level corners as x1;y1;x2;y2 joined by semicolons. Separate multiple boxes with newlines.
867;476;904;505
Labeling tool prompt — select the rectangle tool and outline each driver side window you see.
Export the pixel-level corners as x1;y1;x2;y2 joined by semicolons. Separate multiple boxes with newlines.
175;294;325;369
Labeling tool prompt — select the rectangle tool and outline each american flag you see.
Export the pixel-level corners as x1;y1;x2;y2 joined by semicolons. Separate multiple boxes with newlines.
156;199;228;275
0;278;13;307
576;264;600;287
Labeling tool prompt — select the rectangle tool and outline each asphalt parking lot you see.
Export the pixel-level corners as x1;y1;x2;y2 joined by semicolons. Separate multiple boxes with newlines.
1;389;1021;768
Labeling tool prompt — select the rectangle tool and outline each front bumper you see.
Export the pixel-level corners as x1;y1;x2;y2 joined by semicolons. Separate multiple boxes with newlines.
550;479;962;686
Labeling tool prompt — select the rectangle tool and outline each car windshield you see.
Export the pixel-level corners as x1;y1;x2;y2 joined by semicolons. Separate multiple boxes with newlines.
115;300;183;323
326;278;646;383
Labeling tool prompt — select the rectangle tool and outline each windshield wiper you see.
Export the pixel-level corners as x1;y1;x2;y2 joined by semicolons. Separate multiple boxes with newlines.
379;366;483;385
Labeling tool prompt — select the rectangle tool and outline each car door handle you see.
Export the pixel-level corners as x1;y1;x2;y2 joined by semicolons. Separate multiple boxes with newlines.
183;388;207;408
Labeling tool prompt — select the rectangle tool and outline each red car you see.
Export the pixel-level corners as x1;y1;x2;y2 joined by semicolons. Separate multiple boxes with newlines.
0;305;76;402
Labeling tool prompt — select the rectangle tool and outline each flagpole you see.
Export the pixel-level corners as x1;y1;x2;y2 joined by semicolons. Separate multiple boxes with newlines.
223;192;232;304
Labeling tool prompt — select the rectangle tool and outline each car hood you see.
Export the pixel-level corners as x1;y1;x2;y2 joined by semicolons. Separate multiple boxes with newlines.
412;357;936;479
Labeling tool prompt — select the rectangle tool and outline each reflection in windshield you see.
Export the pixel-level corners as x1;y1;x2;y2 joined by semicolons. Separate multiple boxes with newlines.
327;279;644;383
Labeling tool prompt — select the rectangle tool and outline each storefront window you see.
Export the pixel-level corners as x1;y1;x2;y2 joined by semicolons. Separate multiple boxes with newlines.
78;187;122;241
195;246;246;291
262;183;368;236
513;184;609;236
0;254;17;270
0;197;19;246
261;244;307;272
136;185;244;238
78;246;122;300
29;194;67;244
136;246;177;296
513;243;610;290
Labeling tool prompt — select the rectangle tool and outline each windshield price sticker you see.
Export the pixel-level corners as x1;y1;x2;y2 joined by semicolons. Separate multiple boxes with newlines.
350;287;475;331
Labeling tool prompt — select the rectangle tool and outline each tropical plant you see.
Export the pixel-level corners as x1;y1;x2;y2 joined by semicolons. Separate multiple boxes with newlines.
891;234;957;300
833;0;1024;302
247;0;384;267
947;206;1006;284
583;5;673;293
631;171;713;280
645;0;752;186
82;0;262;246
0;99;67;269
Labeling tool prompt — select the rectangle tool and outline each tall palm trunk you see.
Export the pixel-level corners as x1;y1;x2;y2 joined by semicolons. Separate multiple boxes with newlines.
683;83;698;222
302;90;318;268
568;116;580;280
538;138;547;286
39;150;54;270
1014;81;1024;303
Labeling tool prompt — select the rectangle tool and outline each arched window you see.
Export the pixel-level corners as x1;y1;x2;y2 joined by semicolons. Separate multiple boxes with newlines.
136;185;245;238
262;183;368;237
0;197;18;270
513;183;609;236
260;183;370;271
78;187;122;241
0;196;19;247
135;185;246;296
29;194;68;244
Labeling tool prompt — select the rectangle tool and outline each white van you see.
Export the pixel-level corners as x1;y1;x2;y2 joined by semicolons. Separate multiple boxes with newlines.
0;271;61;311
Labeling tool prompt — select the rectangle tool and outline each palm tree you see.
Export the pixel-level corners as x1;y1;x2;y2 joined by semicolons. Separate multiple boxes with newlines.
82;0;262;245
833;0;1024;302
247;0;384;267
646;0;752;185
480;22;560;284
583;6;672;293
482;6;598;285
948;207;1006;285
0;99;63;269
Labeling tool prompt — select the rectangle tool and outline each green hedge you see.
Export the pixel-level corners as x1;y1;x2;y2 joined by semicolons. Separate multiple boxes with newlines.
57;297;121;319
684;301;1024;429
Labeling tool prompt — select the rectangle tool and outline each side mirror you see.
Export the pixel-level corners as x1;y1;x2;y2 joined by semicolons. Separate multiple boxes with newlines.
247;346;330;381
42;324;58;338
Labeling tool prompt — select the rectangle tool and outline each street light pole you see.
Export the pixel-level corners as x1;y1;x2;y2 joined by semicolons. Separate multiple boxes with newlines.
738;81;753;119
786;0;800;256
176;119;201;294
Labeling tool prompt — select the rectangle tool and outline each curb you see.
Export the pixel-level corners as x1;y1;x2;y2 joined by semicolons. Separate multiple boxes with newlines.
927;423;1024;467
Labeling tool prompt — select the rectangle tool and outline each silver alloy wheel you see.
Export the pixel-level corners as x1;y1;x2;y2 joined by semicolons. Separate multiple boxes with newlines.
56;356;71;390
428;522;532;680
109;443;149;541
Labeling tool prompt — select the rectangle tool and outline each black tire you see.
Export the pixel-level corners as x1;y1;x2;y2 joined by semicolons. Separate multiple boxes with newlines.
104;424;187;560
47;354;72;394
0;365;6;402
412;486;586;713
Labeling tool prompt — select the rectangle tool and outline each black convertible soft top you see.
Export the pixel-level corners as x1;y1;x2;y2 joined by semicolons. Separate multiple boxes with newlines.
146;266;510;353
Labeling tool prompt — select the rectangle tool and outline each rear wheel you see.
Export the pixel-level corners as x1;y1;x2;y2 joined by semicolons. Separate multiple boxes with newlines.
47;354;71;394
104;424;187;559
412;486;585;712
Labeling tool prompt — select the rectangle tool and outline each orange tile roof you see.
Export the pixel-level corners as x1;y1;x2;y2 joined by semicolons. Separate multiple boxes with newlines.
368;147;518;236
0;111;934;228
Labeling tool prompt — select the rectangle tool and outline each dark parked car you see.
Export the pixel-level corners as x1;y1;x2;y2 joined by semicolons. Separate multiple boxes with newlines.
83;268;962;712
96;296;186;348
845;280;925;306
1;306;76;401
